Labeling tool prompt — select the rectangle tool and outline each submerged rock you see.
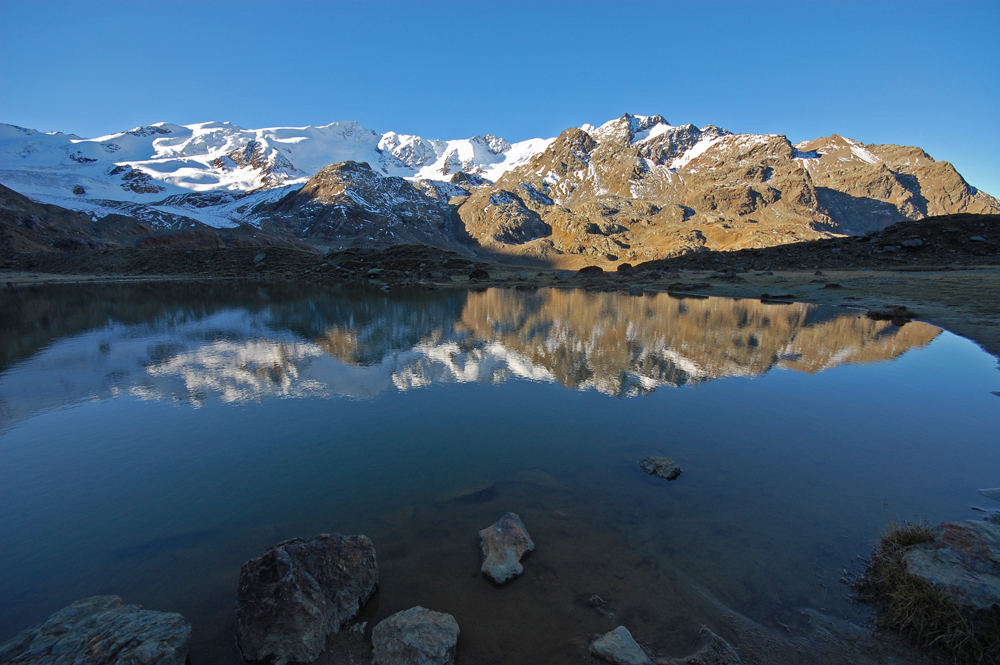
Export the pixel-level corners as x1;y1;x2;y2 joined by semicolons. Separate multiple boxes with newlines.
436;482;496;505
903;519;1000;614
589;626;652;665
478;512;535;584
0;595;191;665
372;606;459;665
235;533;378;665
675;626;744;664
639;456;682;481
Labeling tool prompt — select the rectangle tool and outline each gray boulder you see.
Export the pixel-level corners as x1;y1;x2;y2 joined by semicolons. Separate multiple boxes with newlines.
903;519;1000;614
0;595;191;665
478;512;534;584
589;626;652;665
372;606;459;665
235;533;378;665
639;456;682;481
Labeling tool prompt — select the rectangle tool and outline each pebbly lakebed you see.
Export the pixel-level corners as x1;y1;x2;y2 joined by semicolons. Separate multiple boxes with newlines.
1;281;998;664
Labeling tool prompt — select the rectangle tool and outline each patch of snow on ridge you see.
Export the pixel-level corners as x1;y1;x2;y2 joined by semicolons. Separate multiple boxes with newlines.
670;135;722;170
849;142;881;165
632;120;674;144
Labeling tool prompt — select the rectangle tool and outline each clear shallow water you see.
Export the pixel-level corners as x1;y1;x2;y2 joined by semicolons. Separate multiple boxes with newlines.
1;282;998;663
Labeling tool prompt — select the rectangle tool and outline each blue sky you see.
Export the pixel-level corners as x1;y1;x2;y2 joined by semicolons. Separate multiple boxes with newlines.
1;1;998;194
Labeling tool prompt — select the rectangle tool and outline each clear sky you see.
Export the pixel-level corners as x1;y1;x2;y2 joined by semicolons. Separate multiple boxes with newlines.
1;1;998;195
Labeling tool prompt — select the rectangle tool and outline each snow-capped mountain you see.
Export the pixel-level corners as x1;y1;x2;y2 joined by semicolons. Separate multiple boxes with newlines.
0;120;553;227
2;113;997;262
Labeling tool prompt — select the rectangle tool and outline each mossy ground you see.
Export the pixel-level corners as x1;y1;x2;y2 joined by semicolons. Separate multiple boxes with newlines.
855;521;1000;664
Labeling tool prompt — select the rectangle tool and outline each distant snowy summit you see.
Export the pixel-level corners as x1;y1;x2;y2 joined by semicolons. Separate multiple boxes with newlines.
0;119;551;199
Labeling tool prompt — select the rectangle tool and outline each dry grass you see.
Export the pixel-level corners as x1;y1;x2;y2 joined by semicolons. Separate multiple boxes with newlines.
855;520;1000;663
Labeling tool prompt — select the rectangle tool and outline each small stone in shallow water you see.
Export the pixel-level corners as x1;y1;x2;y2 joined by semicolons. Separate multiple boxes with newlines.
478;512;535;584
589;626;652;665
639;456;682;481
372;606;459;665
980;488;1000;503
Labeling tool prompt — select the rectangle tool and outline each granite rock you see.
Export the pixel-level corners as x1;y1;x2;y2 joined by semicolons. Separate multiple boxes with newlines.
371;606;459;665
478;512;534;584
0;595;190;665
589;626;652;665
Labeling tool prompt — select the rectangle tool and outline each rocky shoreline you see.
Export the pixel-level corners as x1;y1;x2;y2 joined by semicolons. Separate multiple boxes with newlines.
5;474;997;664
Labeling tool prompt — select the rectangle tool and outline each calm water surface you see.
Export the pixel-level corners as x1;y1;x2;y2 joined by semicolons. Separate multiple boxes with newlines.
1;282;998;663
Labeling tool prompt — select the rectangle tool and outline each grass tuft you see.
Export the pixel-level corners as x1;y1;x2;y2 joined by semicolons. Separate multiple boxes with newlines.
855;520;1000;664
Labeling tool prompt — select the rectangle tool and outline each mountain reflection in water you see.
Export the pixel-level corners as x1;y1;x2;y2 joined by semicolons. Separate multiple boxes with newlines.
0;282;939;425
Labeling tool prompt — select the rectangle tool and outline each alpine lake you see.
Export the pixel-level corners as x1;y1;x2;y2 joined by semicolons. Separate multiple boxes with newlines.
1;281;998;664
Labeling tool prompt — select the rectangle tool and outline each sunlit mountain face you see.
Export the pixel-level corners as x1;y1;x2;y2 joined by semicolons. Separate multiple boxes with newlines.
0;282;939;425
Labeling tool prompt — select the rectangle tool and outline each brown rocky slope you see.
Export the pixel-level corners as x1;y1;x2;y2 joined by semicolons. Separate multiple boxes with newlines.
455;114;999;266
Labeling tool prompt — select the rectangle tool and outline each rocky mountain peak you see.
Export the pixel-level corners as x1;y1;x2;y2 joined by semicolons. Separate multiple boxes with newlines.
590;113;671;145
471;134;512;155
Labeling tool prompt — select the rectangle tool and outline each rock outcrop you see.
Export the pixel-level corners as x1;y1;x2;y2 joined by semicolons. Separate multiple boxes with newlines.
589;626;652;665
478;512;534;584
371;606;460;665
0;595;191;665
639;456;682;481
235;533;378;665
258;161;473;251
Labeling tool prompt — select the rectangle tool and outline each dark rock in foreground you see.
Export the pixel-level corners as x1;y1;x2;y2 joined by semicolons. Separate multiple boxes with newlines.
478;512;534;584
639;456;682;481
372;606;459;665
589;626;652;665
0;595;191;665
235;533;378;665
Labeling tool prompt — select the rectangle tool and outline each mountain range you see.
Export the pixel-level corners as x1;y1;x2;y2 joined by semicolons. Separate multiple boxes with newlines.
1;114;997;264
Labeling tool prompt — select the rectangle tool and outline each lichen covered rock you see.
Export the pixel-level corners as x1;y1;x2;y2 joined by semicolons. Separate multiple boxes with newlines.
0;595;191;665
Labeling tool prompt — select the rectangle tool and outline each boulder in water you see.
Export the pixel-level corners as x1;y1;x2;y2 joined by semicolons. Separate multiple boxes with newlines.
235;533;378;665
589;626;652;665
478;512;534;584
372;606;459;665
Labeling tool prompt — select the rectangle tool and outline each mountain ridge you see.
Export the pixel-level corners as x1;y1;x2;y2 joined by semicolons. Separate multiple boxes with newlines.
1;113;996;264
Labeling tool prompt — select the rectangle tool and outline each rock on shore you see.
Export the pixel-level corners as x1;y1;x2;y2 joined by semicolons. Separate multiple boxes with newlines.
372;606;460;665
478;512;535;584
235;533;378;665
0;595;191;665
